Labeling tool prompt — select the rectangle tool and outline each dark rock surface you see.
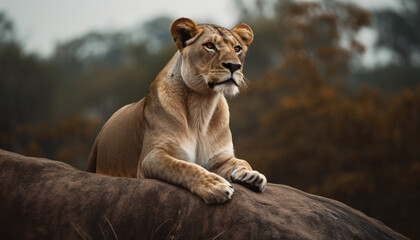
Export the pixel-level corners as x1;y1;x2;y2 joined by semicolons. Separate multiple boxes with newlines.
0;149;409;240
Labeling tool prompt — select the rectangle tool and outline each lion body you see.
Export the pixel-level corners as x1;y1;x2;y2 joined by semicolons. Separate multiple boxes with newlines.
87;18;266;204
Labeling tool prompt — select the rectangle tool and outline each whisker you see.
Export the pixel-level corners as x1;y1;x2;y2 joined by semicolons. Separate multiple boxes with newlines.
208;70;229;74
192;73;206;80
241;75;250;92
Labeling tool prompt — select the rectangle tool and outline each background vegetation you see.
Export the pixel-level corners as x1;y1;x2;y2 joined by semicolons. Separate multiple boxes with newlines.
1;0;419;238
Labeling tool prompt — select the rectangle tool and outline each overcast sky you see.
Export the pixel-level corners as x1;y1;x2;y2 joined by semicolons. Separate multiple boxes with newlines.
0;0;402;59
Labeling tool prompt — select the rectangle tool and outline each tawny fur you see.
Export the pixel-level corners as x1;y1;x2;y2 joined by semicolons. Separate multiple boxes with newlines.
87;18;267;204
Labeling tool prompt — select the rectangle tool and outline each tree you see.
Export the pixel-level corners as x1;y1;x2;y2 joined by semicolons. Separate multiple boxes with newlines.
229;1;419;238
0;12;56;143
374;0;420;66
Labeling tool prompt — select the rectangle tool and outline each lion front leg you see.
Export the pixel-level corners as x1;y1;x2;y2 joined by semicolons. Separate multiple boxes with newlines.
209;157;267;192
141;149;234;204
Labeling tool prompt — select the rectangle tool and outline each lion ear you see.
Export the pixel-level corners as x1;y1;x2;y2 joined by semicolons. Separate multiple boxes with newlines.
170;18;200;50
231;23;254;46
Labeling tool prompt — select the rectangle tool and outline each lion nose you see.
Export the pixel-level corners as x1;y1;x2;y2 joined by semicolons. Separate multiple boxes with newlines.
222;62;241;73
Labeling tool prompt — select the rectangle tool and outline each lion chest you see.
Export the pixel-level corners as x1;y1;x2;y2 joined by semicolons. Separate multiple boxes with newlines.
169;92;231;167
180;138;197;163
179;133;219;167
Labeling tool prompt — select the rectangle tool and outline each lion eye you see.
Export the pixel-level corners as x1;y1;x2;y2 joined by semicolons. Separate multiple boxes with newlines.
234;46;242;53
204;42;216;50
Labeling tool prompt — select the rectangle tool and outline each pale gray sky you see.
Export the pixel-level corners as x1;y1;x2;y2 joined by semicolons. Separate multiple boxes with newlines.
0;0;402;59
0;0;239;56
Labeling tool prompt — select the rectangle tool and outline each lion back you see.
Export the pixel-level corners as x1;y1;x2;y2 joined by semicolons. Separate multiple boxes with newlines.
86;100;146;177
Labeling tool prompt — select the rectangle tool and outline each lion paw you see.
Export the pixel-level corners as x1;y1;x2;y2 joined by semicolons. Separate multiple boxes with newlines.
191;172;234;204
231;168;267;192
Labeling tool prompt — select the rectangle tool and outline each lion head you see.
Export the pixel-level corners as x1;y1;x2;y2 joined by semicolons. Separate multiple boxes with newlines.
170;18;253;97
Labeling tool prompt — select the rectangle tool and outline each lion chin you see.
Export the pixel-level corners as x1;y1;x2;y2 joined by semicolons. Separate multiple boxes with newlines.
213;81;240;97
86;17;267;204
208;77;240;96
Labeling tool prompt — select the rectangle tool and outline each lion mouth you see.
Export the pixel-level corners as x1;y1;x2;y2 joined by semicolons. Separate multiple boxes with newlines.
208;78;238;88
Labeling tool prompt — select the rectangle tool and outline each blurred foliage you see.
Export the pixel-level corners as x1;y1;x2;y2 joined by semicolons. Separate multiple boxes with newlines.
374;0;420;66
1;0;420;238
0;116;100;169
0;12;56;135
230;1;420;238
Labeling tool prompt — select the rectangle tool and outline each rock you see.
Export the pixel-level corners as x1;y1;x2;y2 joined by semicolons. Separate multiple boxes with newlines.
0;149;408;240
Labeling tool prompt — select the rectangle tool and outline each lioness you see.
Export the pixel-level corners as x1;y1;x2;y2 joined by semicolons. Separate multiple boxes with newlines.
87;17;267;204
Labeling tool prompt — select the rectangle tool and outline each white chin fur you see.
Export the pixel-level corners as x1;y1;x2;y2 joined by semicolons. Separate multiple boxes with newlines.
214;84;239;97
